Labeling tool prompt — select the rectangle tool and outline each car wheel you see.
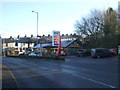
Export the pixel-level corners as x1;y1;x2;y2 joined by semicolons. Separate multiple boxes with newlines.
92;56;95;58
111;53;114;57
77;54;80;57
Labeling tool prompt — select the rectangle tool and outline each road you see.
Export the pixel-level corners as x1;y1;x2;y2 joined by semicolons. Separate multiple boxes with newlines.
2;56;119;88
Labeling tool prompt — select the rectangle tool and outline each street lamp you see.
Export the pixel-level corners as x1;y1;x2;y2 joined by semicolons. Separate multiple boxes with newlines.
32;11;38;37
32;10;42;56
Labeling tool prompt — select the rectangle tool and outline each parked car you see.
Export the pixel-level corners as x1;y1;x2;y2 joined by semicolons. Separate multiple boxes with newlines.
77;49;91;57
28;52;36;56
24;51;31;56
60;50;67;56
91;48;114;58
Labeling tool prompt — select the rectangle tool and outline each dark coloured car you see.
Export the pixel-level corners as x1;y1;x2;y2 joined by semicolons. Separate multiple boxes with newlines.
91;48;114;58
3;48;11;57
77;49;91;57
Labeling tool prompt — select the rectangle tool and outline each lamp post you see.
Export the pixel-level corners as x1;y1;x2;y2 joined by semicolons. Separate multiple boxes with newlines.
32;11;38;37
32;10;42;56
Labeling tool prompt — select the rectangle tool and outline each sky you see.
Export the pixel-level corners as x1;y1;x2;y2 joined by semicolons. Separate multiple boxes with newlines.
0;0;119;38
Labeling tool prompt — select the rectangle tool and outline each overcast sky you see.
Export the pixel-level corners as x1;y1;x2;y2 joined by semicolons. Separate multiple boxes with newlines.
0;0;119;38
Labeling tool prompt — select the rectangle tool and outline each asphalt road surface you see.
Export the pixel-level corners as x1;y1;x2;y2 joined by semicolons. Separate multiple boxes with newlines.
2;55;119;88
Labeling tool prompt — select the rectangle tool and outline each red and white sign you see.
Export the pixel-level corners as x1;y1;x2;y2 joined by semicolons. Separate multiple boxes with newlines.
52;31;60;46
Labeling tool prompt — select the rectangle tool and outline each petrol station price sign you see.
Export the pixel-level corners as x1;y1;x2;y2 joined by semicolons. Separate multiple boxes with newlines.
52;31;60;46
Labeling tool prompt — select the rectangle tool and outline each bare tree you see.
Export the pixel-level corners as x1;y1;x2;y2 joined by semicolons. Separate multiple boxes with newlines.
75;9;104;42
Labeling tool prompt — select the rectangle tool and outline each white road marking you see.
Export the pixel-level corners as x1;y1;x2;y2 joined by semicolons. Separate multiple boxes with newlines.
65;59;70;61
39;66;49;70
3;65;20;89
72;74;116;88
4;58;55;72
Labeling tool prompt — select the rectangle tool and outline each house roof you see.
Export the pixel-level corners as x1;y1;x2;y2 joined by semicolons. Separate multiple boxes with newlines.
61;40;75;48
16;38;37;43
33;40;77;48
2;38;15;43
16;37;51;43
33;43;52;48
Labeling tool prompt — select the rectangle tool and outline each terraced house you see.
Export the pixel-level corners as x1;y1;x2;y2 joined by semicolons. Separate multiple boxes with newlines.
2;34;82;56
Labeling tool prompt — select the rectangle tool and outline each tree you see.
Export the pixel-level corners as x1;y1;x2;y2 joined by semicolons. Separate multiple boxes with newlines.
74;9;104;48
99;7;119;48
103;7;119;36
74;8;119;48
76;10;104;37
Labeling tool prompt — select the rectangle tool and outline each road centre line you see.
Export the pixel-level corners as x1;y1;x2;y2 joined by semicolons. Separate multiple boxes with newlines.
71;74;116;88
65;59;70;61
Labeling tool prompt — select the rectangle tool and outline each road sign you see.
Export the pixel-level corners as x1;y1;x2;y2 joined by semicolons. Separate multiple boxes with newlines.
52;31;60;46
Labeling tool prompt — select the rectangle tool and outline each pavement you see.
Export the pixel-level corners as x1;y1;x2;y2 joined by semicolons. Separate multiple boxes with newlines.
2;55;119;88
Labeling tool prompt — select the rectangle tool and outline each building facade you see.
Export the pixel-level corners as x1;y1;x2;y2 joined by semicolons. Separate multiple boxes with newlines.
2;33;79;56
